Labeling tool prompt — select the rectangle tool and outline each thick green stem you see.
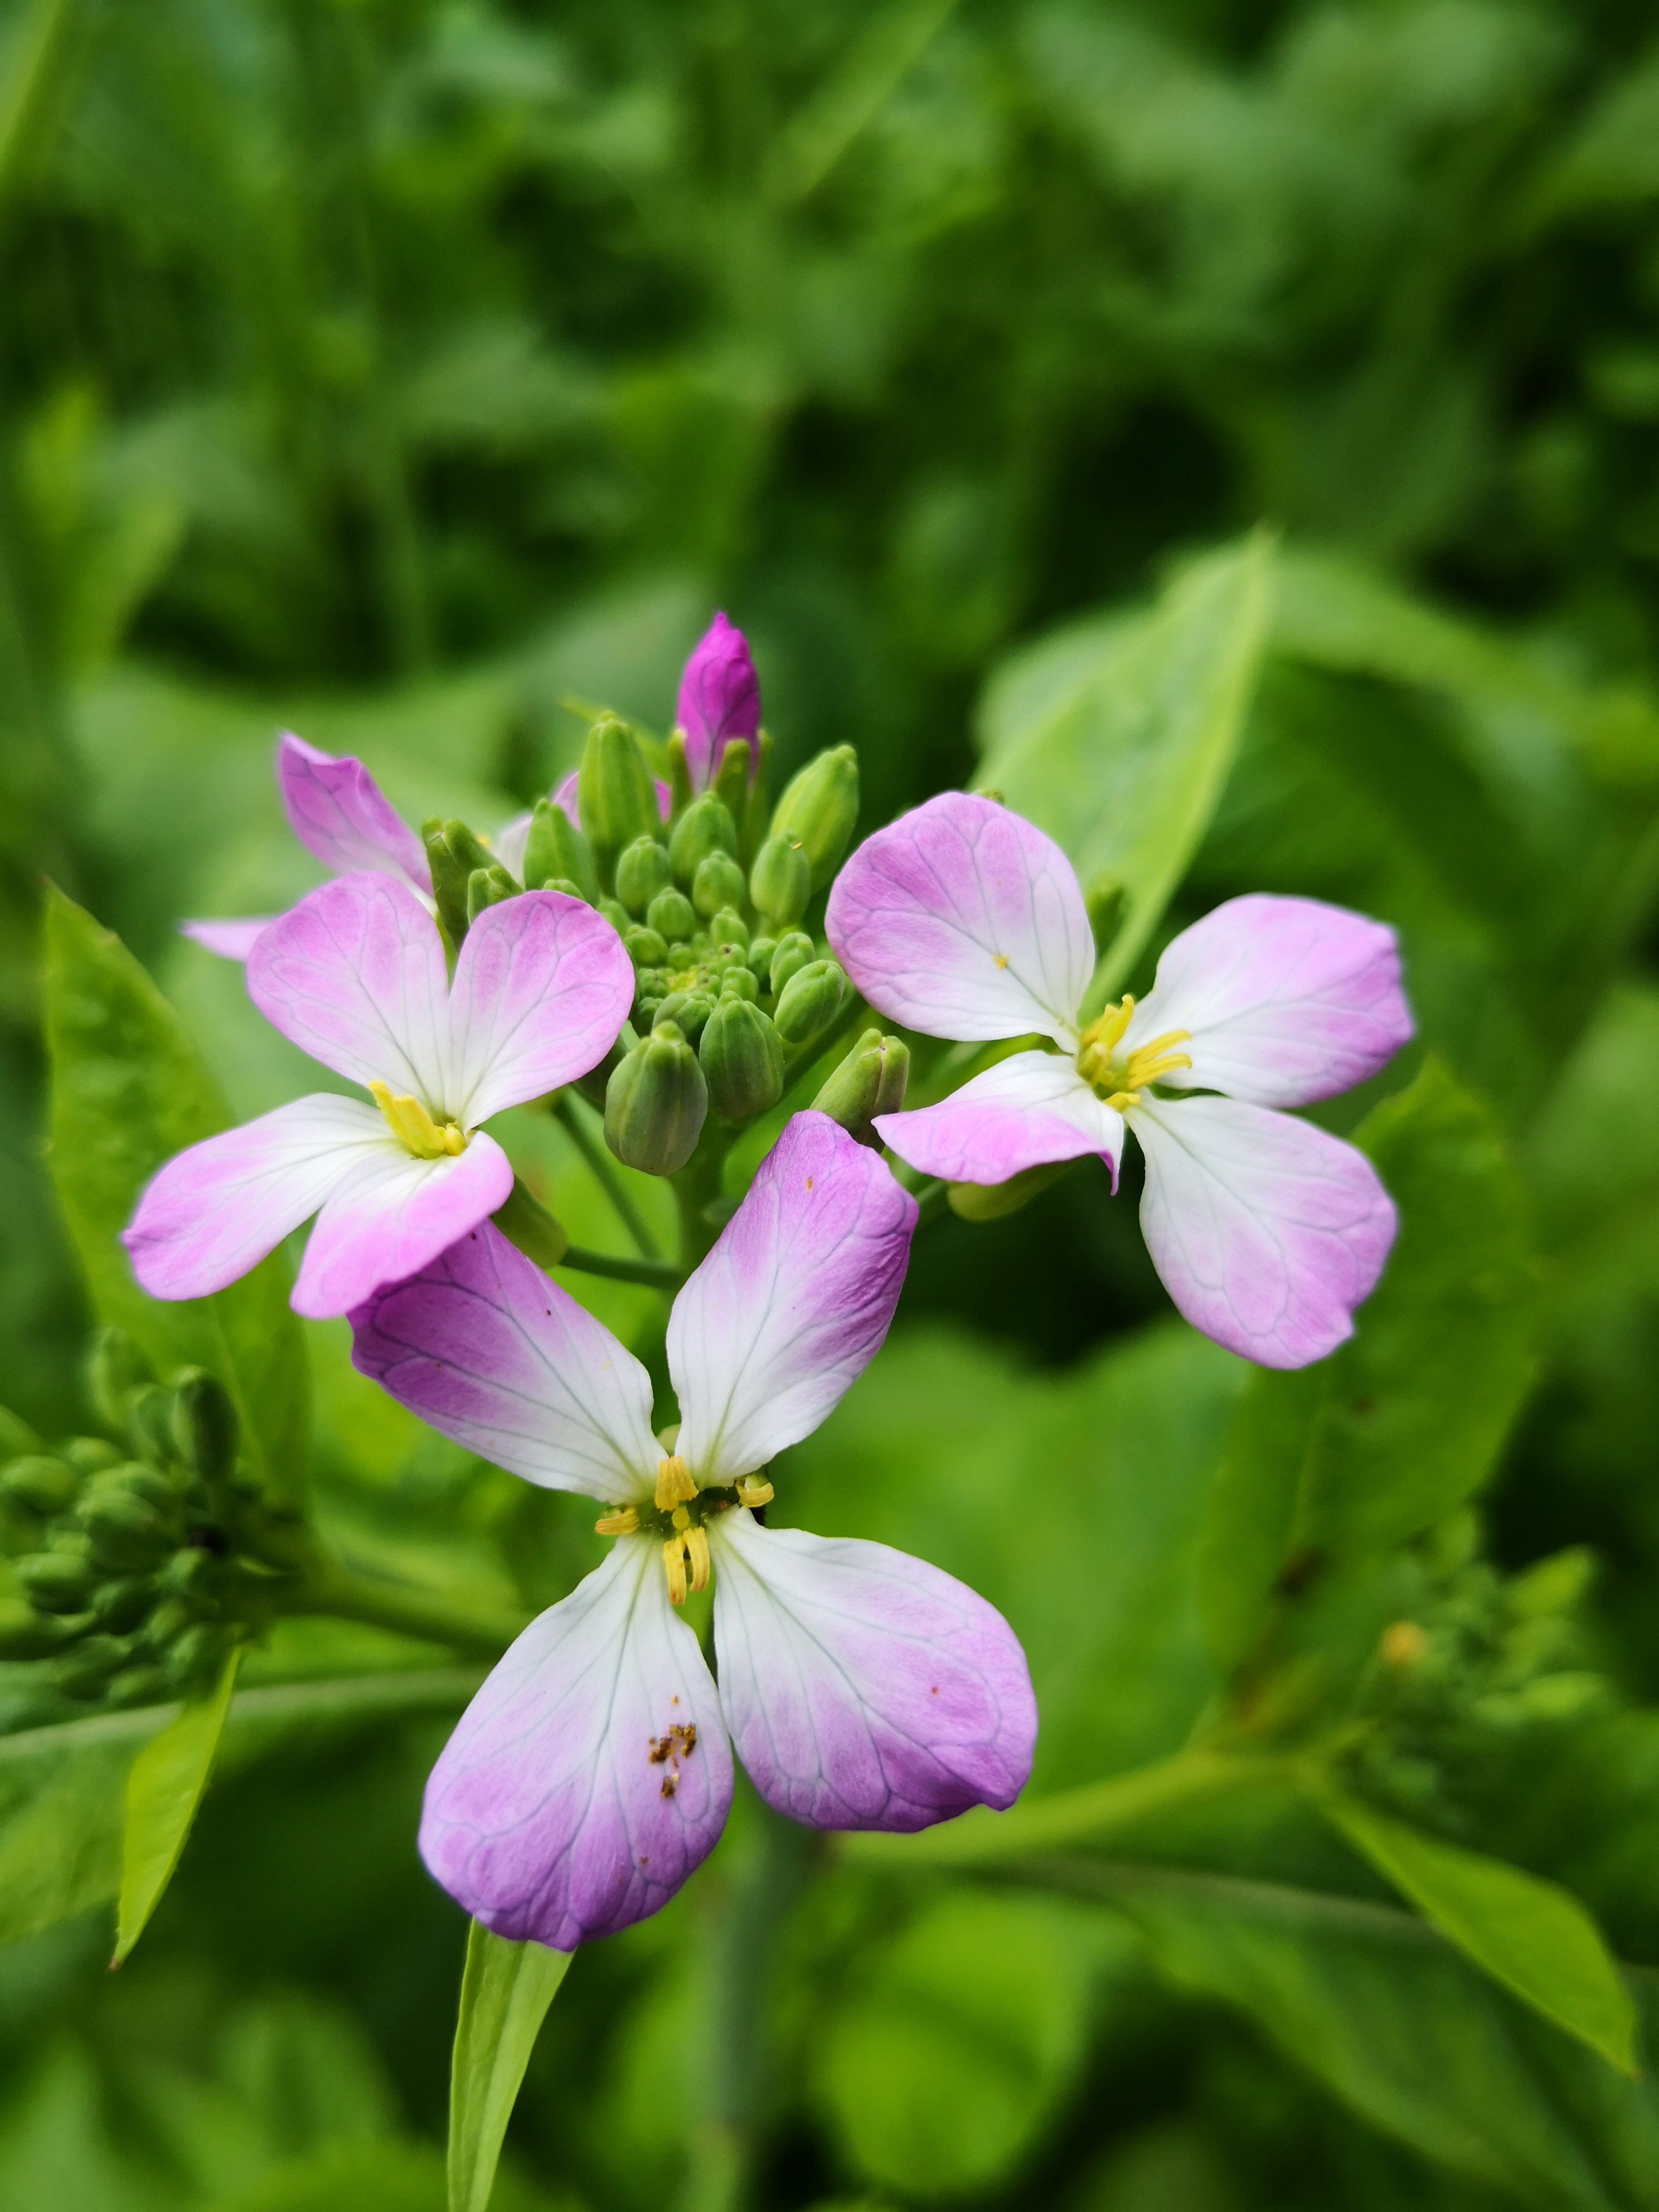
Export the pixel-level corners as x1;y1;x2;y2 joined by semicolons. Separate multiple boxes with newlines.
279;1564;527;1660
554;1093;663;1259
672;1123;735;1273
559;1245;683;1292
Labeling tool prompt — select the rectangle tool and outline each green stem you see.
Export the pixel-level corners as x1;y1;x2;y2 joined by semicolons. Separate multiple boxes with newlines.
554;1094;663;1259
559;1245;684;1292
279;1564;528;1660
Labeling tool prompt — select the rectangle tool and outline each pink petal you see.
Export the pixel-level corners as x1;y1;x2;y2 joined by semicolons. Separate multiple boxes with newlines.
350;1220;658;1502
449;890;636;1126
549;769;671;830
278;732;431;895
670;1113;917;1486
1124;893;1412;1109
178;916;277;961
421;1537;734;1949
292;1131;515;1320
1132;1094;1397;1369
676;612;760;791
248;874;453;1105
827;791;1093;1045
493;812;532;881
710;1514;1035;1831
123;1095;383;1301
875;1050;1122;1188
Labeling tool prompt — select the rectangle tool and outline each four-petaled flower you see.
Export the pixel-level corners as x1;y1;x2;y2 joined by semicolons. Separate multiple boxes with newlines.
675;609;761;790
827;792;1413;1369
348;1113;1036;1951
127;872;634;1318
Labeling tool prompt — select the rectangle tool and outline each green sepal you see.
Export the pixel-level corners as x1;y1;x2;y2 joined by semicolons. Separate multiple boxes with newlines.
521;796;599;901
774;957;847;1047
491;1176;570;1272
670;792;738;888
693;851;746;920
700;997;785;1123
749;832;812;929
578;715;660;885
812;1029;911;1147
616;834;675;916
769;743;859;889
948;1159;1075;1221
466;864;517;923
605;1024;708;1174
710;735;751;822
769;930;816;995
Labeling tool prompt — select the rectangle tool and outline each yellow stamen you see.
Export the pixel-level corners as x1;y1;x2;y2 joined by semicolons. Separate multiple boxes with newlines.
663;1537;689;1606
684;1525;711;1592
735;1476;774;1510
655;1454;696;1510
1074;998;1191;1103
594;1506;639;1537
368;1080;465;1160
1122;1029;1194;1090
1079;996;1136;1054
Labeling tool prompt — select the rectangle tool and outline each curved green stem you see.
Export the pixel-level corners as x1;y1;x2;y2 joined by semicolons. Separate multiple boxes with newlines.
278;1564;528;1660
559;1245;684;1292
554;1094;663;1259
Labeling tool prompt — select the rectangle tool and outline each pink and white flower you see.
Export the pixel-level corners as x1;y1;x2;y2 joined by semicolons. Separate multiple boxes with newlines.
127;872;635;1319
349;1113;1036;1950
826;792;1413;1369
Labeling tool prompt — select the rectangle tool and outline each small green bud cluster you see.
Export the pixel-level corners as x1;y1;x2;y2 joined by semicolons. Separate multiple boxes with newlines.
0;1331;309;1710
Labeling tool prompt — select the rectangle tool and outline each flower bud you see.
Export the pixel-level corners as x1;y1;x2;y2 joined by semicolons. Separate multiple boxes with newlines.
171;1370;238;1488
746;935;777;981
749;833;812;929
769;930;816;995
605;1024;708;1175
647;887;695;942
578;716;661;885
423;817;495;944
18;1550;96;1613
166;1622;230;1693
812;1029;910;1147
708;908;749;952
700;999;784;1124
676;612;760;792
124;1383;177;1466
774;958;847;1047
1;1454;79;1517
522;796;599;902
52;1634;132;1699
624;925;668;969
769;745;858;889
692;852;746;920
0;1602;77;1658
720;966;758;1002
466;864;517;923
655;992;713;1046
670;794;738;888
93;1574;157;1633
86;1328;155;1434
107;1664;170;1709
60;1437;122;1479
615;835;674;917
80;1486;176;1573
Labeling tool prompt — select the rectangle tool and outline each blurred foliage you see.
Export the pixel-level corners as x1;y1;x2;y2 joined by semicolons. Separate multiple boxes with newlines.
7;0;1659;2207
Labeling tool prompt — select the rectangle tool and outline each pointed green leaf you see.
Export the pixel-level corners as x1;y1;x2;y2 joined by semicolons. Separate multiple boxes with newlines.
974;531;1275;1002
448;1918;572;2212
113;1645;240;1964
1320;1789;1636;2074
42;885;309;1500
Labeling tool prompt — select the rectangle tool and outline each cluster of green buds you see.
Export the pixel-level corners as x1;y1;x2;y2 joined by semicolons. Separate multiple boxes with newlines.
0;1331;307;1708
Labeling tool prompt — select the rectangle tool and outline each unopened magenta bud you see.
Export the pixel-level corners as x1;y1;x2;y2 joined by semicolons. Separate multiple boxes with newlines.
676;612;760;793
605;1024;707;1175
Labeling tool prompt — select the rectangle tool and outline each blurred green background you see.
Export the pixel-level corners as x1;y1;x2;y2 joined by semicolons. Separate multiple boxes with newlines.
8;0;1659;2206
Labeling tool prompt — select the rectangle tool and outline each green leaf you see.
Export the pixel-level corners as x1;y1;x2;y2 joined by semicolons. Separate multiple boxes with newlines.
1320;1790;1636;2075
113;1645;240;1965
42;884;309;1500
1200;1060;1536;1667
448;1918;573;2212
974;531;1274;1001
818;1892;1135;2198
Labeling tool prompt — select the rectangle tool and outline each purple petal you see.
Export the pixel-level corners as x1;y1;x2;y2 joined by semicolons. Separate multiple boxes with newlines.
710;1514;1036;1831
1125;894;1413;1109
248;874;452;1105
350;1220;658;1501
178;916;276;962
670;1113;917;1485
875;1051;1122;1187
278;732;431;895
293;1131;514;1320
450;890;636;1126
675;612;760;791
549;769;671;830
1132;1094;1397;1368
123;1095;383;1301
827;792;1093;1045
421;1537;734;1949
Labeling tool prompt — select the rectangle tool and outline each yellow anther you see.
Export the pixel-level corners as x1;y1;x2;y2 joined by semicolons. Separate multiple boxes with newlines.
1078;996;1135;1054
993;953;1010;969
594;1506;639;1537
1074;1001;1191;1105
368;1080;465;1160
735;1476;774;1510
1122;1028;1193;1091
655;1454;696;1510
663;1537;689;1605
684;1525;711;1592
671;1504;691;1530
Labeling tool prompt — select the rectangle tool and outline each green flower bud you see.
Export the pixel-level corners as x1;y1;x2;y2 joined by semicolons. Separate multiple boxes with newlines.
0;1408;40;1459
655;992;713;1046
52;1634;132;1700
82;1493;176;1574
522;797;599;903
145;1597;193;1650
769;931;816;995
740;730;774;867
106;1665;171;1710
615;836;674;916
60;1437;122;1479
624;925;668;969
1;1455;79;1516
125;1383;177;1466
774;958;847;1047
598;896;630;935
670;794;738;889
572;1024;636;1111
578;716;660;885
721;966;758;1003
647;887;695;942
165;1623;230;1693
87;1462;178;1514
747;935;777;982
605;1025;708;1175
692;852;746;920
93;1575;157;1633
749;834;812;930
665;729;696;821
812;1029;911;1147
700;999;784;1124
171;1370;238;1488
708;907;749;951
18;1550;96;1613
467;864;517;923
710;738;751;824
769;745;859;889
423;817;495;944
0;1603;77;1658
87;1328;155;1434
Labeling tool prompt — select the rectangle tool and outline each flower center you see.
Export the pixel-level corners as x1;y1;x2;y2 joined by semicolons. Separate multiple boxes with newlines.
594;1454;776;1604
1075;996;1192;1110
368;1080;466;1160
